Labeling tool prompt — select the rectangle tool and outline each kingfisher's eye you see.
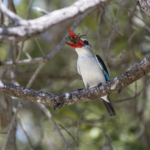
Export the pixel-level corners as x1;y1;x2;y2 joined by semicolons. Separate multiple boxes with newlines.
83;40;89;45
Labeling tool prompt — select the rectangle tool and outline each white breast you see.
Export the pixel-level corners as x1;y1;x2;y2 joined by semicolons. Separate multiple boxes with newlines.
77;56;106;88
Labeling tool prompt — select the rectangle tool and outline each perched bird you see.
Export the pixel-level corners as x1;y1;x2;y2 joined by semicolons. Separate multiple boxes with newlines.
66;28;116;116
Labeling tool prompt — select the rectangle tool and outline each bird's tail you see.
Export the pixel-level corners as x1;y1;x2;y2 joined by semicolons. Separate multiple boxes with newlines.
101;96;116;116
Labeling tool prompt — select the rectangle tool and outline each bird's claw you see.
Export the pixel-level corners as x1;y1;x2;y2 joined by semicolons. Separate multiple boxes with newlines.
78;88;83;91
98;83;103;87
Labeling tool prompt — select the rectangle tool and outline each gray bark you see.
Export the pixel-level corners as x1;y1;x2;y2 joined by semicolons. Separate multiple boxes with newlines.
139;0;150;19
0;0;110;43
0;55;150;109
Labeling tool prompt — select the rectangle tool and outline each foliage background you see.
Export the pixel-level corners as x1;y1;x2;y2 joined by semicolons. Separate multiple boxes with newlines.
0;0;150;150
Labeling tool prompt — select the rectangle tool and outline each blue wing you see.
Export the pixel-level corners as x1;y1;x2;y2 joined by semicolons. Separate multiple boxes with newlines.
95;55;109;81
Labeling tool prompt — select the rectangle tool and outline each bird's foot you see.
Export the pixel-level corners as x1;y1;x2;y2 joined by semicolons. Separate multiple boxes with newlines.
53;102;61;110
98;83;103;87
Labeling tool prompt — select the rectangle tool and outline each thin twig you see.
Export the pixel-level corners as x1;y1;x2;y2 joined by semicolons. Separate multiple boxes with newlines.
68;141;75;149
52;114;103;124
33;7;49;15
97;7;110;74
26;62;45;88
2;102;21;150
17;114;34;150
55;114;108;140
15;41;25;63
26;0;32;20
104;15;123;36
116;79;150;102
8;0;16;13
15;44;32;73
0;1;25;25
3;43;18;150
0;8;4;26
107;0;125;60
37;104;68;149
0;8;93;68
59;124;78;148
1;57;44;67
115;1;150;33
75;115;82;150
22;47;32;60
35;37;45;56
58;114;111;148
15;0;32;63
127;31;137;45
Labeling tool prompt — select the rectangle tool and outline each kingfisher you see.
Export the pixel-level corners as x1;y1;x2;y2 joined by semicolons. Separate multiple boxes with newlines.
66;28;116;116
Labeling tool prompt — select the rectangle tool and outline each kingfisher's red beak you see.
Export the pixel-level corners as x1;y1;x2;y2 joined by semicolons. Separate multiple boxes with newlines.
66;28;85;48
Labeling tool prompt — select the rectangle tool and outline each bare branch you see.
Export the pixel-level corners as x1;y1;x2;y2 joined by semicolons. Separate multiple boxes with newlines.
116;78;150;102
15;0;32;63
104;15;123;36
59;124;78;148
37;104;68;149
35;37;45;56
0;8;93;67
33;7;49;15
0;0;110;43
0;1;26;25
139;0;150;20
0;55;149;109
0;57;44;66
75;115;82;150
2;103;20;150
107;0;124;60
17;115;34;150
8;0;16;13
26;62;45;88
26;0;32;20
15;41;25;63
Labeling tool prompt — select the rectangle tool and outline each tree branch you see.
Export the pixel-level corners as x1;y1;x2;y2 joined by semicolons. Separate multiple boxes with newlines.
0;1;27;26
0;55;150;109
0;8;94;67
0;0;110;43
138;0;150;20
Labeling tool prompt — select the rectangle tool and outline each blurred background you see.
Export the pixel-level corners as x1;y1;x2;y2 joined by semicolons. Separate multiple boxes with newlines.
0;0;150;149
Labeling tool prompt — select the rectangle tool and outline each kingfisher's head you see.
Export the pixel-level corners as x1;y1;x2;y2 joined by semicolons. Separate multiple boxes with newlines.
66;28;92;55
